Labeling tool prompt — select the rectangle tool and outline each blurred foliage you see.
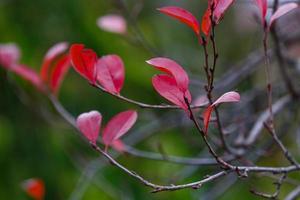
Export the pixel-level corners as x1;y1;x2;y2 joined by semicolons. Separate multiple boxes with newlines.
1;0;298;199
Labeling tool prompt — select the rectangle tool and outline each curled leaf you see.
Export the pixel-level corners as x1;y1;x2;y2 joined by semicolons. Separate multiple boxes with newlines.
40;42;70;95
40;42;68;82
203;91;240;134
22;178;45;200
102;110;137;149
76;111;102;145
49;55;71;95
96;54;125;94
146;57;189;92
269;3;298;27
152;74;191;110
70;44;98;84
97;14;127;34
158;6;200;35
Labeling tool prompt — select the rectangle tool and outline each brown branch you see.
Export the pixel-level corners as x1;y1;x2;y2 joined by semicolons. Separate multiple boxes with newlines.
94;84;207;109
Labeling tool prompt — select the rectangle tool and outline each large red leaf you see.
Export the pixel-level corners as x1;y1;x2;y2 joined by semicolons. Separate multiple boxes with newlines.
0;43;20;69
10;64;44;91
102;110;137;148
254;0;268;24
158;6;200;35
269;3;298;27
96;55;125;94
76;111;102;145
213;0;235;24
146;57;189;92
203;91;240;134
40;42;68;83
70;44;98;84
49;54;71;95
22;178;45;200
152;74;191;110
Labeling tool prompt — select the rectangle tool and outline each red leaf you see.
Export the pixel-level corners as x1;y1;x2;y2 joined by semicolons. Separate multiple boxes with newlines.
254;0;268;24
70;44;98;84
102;110;137;149
40;42;68;83
0;43;20;69
213;0;235;24
10;64;44;90
49;54;71;95
201;8;212;36
76;111;102;145
158;6;200;35
203;105;214;134
22;178;45;200
203;91;240;134
152;74;191;110
269;3;298;27
146;57;189;92
96;55;125;94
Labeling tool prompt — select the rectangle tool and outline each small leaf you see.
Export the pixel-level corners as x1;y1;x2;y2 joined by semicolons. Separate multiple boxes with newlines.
201;8;212;36
97;14;127;34
152;74;191;110
158;6;200;35
212;91;240;106
40;42;69;83
0;43;20;68
146;57;189;92
22;178;45;200
269;3;298;26
96;55;125;94
70;44;98;84
102;110;137;149
254;0;268;24
49;54;71;95
203;91;240;134
76;111;102;145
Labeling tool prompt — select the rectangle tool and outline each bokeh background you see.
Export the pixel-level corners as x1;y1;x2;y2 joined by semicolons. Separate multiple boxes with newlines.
1;0;300;199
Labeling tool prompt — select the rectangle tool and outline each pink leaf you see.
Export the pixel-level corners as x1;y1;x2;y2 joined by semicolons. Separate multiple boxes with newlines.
97;14;127;34
76;111;102;145
49;54;71;95
269;3;298;26
0;43;20;69
203;91;240;134
254;0;268;24
40;42;69;83
70;44;98;84
102;110;137;148
213;0;235;24
96;55;125;94
158;6;200;35
152;74;191;110
22;178;45;200
212;91;240;106
10;64;44;90
146;57;189;92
